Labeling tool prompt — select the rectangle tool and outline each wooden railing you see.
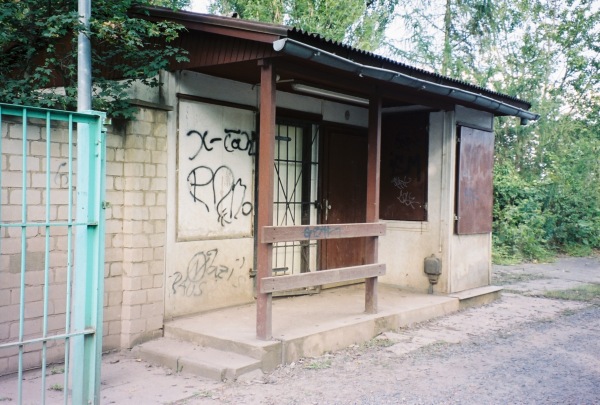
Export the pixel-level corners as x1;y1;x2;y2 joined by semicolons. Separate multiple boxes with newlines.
257;222;386;336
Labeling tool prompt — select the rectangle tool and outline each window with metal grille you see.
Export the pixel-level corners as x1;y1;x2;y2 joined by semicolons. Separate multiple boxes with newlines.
272;121;319;277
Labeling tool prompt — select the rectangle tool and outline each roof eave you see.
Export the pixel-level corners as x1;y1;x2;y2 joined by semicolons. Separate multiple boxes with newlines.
274;38;539;122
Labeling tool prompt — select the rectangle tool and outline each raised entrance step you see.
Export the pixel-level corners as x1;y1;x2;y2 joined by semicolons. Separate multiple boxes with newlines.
133;337;262;381
135;285;463;381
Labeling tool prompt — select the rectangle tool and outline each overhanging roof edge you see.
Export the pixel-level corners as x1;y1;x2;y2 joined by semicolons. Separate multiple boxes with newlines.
273;38;540;122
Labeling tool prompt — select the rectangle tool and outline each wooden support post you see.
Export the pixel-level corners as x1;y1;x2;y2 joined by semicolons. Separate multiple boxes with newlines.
365;96;382;314
256;60;276;340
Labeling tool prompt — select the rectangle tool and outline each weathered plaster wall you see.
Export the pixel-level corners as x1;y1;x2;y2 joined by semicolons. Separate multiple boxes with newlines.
162;70;369;318
379;111;454;293
449;234;492;292
380;107;495;294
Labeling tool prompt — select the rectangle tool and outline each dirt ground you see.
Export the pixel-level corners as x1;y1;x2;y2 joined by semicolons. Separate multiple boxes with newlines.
2;255;599;404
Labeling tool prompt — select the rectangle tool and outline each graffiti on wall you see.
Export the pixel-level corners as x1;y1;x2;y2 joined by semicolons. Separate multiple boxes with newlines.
186;128;256;159
392;176;419;209
185;126;255;226
178;101;256;238
170;248;247;297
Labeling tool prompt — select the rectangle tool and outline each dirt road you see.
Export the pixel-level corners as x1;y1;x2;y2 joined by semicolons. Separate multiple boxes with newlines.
2;256;598;404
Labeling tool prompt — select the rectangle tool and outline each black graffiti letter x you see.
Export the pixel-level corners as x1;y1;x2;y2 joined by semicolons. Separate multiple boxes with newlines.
187;130;211;160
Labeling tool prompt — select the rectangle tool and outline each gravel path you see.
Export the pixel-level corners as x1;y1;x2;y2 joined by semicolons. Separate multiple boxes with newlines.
184;256;600;405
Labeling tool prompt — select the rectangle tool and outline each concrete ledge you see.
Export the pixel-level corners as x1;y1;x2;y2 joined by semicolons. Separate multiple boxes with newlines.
165;321;283;372
133;338;262;381
449;286;503;309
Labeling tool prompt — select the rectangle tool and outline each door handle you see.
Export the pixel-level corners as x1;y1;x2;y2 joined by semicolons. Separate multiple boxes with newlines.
324;199;332;221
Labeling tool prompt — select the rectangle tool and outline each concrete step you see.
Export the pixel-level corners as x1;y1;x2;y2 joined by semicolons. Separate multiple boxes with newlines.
133;337;262;382
449;285;503;309
164;320;283;371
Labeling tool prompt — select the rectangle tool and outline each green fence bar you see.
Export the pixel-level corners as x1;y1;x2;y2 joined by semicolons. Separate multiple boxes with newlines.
17;108;28;405
0;103;106;405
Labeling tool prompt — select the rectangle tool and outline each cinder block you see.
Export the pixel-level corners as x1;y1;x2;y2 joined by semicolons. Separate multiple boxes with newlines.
145;315;164;331
114;147;125;162
146;288;163;303
141;275;154;290
106;135;124;149
152;123;167;138
121;304;141;320
124;162;144;176
0;305;19;322
107;291;123;307
106;161;124;176
153;275;163;288
149;261;164;275
120;318;147;336
131;121;152;137
122;276;142;291
145;137;157;150
122;289;147;306
149;206;166;220
109;262;123;277
104;276;122;293
123;248;144;263
151;150;167;165
156;163;167;177
149;233;165;248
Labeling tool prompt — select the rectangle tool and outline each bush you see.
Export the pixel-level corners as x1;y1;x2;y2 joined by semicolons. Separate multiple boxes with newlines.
492;135;600;263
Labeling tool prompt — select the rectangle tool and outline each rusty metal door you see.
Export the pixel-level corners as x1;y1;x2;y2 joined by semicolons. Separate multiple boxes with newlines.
319;128;368;272
455;126;494;234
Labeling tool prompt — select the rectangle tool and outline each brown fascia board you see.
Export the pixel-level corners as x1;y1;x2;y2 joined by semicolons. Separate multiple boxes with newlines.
130;6;287;44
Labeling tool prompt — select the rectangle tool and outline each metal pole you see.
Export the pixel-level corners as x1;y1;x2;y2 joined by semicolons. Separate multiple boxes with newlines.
78;0;92;112
73;0;95;402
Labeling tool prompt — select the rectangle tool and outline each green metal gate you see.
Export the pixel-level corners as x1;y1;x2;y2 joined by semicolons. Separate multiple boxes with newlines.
0;103;106;404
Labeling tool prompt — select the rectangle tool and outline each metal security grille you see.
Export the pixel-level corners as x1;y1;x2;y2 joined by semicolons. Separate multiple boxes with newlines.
272;122;319;279
0;103;106;404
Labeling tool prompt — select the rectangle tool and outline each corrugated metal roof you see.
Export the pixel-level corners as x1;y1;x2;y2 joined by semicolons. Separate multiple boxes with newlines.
139;6;532;110
285;27;530;109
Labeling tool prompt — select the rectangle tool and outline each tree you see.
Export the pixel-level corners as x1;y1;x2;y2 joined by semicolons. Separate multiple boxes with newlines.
391;0;600;261
0;0;190;119
208;0;398;50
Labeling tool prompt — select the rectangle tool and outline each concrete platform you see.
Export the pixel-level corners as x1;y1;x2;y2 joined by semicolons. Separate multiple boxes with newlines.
136;284;498;381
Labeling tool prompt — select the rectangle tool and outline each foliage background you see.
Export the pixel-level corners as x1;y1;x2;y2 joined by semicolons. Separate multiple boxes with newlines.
388;0;600;263
0;0;189;119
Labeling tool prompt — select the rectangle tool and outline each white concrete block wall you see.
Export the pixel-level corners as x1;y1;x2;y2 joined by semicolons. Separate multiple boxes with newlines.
0;106;168;375
119;107;167;348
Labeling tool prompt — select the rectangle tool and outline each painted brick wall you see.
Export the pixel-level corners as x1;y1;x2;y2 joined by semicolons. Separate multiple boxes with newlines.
118;107;167;348
0;106;167;375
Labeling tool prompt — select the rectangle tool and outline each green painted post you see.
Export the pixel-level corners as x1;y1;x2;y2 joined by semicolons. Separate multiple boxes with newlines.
72;111;106;405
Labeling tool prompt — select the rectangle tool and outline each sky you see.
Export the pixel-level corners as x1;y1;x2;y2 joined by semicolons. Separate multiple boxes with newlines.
187;0;209;13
